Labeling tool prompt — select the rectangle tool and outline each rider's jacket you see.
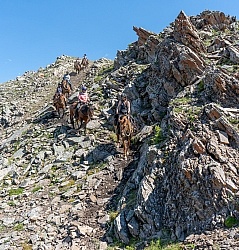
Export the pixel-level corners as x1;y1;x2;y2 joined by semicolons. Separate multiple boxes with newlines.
63;74;71;82
119;101;129;114
56;86;62;94
78;92;89;103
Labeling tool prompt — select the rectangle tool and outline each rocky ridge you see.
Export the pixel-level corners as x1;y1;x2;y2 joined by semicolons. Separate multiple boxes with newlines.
0;10;239;250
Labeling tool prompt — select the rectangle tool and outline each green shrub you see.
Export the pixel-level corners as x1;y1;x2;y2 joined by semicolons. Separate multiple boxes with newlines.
197;81;204;92
8;188;24;196
225;216;239;228
151;125;165;144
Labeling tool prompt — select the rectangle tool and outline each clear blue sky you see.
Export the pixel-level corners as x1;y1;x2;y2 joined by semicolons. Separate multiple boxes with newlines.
0;0;238;83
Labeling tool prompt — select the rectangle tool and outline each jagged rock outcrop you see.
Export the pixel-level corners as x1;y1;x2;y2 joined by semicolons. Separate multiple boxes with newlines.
112;10;239;249
174;10;206;54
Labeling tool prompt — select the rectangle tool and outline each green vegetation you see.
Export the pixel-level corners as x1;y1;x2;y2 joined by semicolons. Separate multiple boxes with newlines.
0;223;6;232
109;132;117;142
170;96;192;106
107;238;195;250
32;186;42;193
94;63;114;83
14;223;24;231
109;211;119;222
173;105;202;123
87;162;107;175
151;125;165;145
8;187;24;196
225;216;239;228
228;117;239;125
59;179;75;192
197;80;205;92
7;201;16;206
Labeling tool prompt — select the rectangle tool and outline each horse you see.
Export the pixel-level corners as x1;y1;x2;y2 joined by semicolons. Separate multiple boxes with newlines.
69;102;94;134
62;79;71;99
53;93;66;118
116;115;133;160
74;60;82;74
81;58;89;71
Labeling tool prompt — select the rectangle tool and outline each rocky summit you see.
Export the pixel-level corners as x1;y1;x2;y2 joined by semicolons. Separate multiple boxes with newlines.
1;10;239;250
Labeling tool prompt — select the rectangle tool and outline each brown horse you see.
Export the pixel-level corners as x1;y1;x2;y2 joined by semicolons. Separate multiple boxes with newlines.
81;58;89;71
62;79;71;99
69;102;94;134
74;60;82;74
116;115;133;160
53;93;66;118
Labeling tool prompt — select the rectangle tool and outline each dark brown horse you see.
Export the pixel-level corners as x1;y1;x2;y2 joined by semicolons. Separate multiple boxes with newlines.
62;79;71;99
116;115;133;160
74;60;82;74
53;93;66;118
69;102;94;133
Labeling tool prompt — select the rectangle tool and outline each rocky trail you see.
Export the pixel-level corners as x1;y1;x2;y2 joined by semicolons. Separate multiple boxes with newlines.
0;56;139;250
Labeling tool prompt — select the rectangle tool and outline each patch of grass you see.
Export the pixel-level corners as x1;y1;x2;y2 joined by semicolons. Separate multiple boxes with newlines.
14;223;24;231
0;223;6;232
197;80;204;92
144;239;161;250
171;96;192;106
87;162;107;175
151;125;165;145
109;132;117;142
225;216;239;228
144;239;190;250
8;187;24;196
32;186;42;193
228;117;239;125
7;201;16;206
59;179;76;192
109;211;119;222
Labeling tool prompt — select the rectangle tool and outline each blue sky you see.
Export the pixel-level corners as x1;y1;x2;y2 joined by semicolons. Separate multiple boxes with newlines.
0;0;238;83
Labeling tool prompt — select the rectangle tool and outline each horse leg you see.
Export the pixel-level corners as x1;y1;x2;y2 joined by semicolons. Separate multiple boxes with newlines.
70;114;75;129
123;139;127;160
116;134;120;148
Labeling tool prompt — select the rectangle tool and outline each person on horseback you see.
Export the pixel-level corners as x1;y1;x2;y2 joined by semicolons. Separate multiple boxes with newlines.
75;86;90;118
116;93;131;116
115;93;131;134
63;71;73;91
53;82;63;99
53;82;67;104
81;54;89;66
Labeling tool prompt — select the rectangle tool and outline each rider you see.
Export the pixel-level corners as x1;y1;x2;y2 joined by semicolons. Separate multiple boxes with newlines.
53;82;63;99
116;93;131;117
115;93;131;133
53;82;66;106
63;71;73;91
75;86;90;118
82;54;88;65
